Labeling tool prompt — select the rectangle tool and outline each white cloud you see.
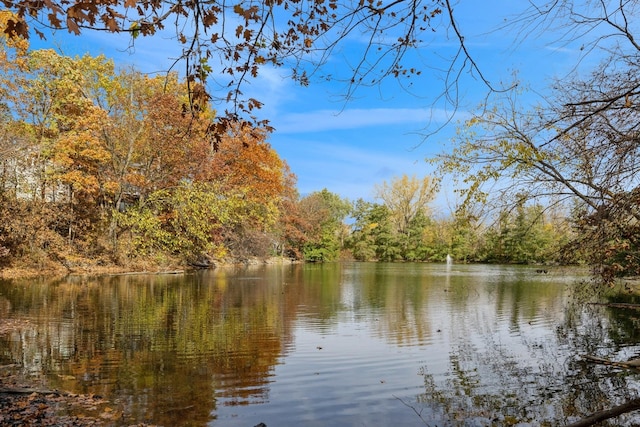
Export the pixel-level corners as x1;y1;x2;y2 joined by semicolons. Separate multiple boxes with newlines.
271;137;438;200
273;107;465;134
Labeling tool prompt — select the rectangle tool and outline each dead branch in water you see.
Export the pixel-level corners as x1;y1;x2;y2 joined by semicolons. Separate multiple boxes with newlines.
566;398;640;427
581;354;640;369
567;356;640;426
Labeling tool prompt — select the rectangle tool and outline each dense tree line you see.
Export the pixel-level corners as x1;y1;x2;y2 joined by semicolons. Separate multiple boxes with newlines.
0;27;578;273
0;19;584;271
0;28;323;270
344;177;574;265
292;176;576;266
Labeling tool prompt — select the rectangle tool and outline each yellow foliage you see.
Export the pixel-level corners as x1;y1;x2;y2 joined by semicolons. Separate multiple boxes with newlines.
374;174;439;234
0;10;29;53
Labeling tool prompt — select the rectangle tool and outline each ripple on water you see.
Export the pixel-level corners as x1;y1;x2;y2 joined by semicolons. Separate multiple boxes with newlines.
212;318;452;426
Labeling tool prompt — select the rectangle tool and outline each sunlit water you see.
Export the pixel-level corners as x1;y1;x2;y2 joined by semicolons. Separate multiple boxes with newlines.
2;262;640;426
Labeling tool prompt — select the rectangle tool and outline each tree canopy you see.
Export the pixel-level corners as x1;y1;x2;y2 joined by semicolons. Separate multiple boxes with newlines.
2;1;636;125
0;0;454;125
2;0;633;139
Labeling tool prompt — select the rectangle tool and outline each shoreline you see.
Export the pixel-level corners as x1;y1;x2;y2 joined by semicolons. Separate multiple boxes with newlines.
0;367;156;426
0;256;300;281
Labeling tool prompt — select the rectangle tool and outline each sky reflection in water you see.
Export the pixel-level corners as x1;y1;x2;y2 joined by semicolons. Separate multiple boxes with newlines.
1;263;639;426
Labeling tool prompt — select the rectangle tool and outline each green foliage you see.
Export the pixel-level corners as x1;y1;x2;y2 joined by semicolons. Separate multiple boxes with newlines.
167;183;231;258
348;200;400;262
479;202;570;265
447;210;483;263
401;211;431;261
114;205;173;258
116;182;234;263
347;174;440;262
303;246;334;263
299;189;351;262
348;188;574;266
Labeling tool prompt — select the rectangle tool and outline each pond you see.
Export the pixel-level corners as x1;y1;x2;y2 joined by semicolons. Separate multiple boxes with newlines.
1;262;640;426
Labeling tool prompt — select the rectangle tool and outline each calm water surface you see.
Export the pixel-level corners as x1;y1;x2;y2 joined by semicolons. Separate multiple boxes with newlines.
2;262;640;426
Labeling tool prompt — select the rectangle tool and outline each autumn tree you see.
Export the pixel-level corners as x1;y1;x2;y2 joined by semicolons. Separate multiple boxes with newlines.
0;38;312;267
374;174;438;235
0;11;28;197
195;123;293;258
10;49;81;201
200;124;284;202
116;181;240;264
6;50;111;201
63;63;213;253
7;51;211;254
273;165;309;259
0;31;68;264
0;49;116;259
298;189;351;262
137;91;211;194
80;67;211;209
0;46;211;265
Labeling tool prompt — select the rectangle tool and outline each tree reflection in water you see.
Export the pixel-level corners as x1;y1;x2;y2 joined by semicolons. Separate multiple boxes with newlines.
2;264;640;426
0;269;291;425
416;300;640;426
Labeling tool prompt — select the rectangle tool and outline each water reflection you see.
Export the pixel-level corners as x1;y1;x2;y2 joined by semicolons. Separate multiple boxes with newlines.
0;263;639;426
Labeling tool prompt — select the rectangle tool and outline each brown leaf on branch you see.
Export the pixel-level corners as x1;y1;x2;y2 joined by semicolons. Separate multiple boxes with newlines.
66;17;80;35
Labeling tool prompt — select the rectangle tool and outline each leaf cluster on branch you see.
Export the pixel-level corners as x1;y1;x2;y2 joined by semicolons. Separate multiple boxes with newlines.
1;0;452;126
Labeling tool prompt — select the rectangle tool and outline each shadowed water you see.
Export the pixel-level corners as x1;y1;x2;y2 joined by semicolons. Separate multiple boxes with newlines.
1;262;640;426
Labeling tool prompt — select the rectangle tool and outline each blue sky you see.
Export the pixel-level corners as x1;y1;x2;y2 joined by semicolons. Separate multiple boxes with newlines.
29;1;587;213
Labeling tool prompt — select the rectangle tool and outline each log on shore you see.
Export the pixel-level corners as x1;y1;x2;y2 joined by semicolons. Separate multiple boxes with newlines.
0;387;69;396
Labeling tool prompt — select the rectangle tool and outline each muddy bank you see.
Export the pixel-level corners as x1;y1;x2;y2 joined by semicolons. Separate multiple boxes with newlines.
0;317;156;426
0;365;157;426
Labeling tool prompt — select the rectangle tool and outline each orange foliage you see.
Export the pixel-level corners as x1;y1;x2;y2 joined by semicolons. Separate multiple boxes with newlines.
198;124;285;203
275;165;311;258
52;105;113;197
132;91;211;194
